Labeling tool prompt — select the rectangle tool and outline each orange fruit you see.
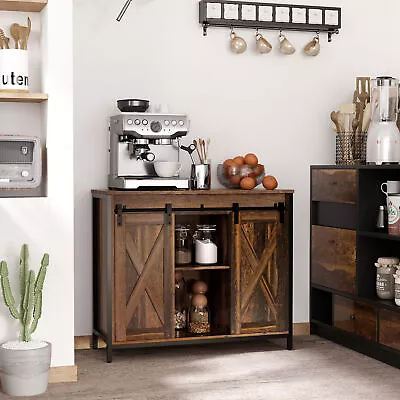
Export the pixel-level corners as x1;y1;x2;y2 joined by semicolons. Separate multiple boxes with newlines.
240;177;256;190
262;175;278;190
233;156;245;166
244;153;258;166
229;175;241;186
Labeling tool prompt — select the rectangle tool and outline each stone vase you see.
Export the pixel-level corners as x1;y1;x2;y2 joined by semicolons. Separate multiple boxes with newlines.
0;341;51;397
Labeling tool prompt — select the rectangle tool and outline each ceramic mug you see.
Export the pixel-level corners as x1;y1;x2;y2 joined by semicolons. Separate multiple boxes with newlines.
381;181;400;196
387;194;400;234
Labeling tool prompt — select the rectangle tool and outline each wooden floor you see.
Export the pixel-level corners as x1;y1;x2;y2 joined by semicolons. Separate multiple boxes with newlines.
2;336;400;399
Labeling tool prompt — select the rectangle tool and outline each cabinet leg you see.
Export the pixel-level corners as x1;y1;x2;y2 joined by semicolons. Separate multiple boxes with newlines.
92;334;99;350
287;335;293;350
106;345;113;363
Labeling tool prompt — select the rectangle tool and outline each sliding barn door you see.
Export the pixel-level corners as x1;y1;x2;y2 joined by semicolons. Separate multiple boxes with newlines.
114;212;174;342
231;210;289;335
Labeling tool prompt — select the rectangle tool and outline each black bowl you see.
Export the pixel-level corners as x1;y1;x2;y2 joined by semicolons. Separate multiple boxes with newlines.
117;99;149;113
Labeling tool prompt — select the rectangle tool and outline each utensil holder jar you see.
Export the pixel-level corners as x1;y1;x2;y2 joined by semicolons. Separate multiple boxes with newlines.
336;132;367;166
0;49;29;92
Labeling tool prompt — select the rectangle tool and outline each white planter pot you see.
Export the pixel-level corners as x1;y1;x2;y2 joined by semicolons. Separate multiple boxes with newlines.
0;341;51;397
0;49;29;92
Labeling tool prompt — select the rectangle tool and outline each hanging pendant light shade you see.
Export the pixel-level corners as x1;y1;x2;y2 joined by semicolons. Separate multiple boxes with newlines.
117;0;133;21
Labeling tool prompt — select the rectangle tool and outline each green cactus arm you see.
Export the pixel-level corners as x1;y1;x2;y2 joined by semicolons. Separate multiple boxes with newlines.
19;244;29;313
34;253;49;294
22;271;35;342
0;261;20;319
29;291;42;335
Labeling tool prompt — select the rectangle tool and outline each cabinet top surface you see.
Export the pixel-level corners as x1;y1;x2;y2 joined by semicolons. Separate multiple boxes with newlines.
92;189;294;197
311;164;400;170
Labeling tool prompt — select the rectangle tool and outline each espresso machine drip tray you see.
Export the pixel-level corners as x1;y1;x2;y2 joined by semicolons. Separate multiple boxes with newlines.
109;175;190;190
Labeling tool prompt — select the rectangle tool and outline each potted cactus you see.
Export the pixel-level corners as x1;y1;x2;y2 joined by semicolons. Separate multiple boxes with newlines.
0;244;50;397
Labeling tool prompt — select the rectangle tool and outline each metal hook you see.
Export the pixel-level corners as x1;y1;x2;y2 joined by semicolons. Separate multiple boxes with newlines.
202;22;209;36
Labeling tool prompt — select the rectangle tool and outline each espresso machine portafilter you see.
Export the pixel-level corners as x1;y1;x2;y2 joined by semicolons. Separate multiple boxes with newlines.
108;113;191;189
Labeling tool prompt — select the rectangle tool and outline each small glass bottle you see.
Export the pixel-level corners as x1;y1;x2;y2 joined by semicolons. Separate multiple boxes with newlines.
188;294;210;334
194;224;218;265
175;225;192;265
174;271;188;331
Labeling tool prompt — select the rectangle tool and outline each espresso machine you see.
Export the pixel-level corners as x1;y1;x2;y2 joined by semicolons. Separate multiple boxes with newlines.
108;108;190;189
367;76;400;164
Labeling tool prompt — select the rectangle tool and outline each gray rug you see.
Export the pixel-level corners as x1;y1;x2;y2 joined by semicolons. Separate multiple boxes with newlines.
1;336;399;399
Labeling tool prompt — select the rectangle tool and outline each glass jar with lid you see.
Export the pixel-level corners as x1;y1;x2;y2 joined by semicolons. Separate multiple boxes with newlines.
175;271;188;331
194;224;218;265
175;225;192;265
188;294;210;334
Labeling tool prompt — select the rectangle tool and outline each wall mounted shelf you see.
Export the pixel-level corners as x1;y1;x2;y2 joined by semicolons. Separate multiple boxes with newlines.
0;92;48;103
199;1;341;41
0;0;47;12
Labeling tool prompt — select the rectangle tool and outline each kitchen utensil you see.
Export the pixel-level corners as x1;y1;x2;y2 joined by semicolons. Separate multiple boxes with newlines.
303;35;320;56
191;164;211;190
0;29;9;49
256;32;272;54
352;118;359;133
117;99;149;113
10;24;19;49
193;139;202;163
180;144;196;165
362;102;372;132
230;31;247;54
367;76;400;164
339;104;356;132
17;17;31;50
330;111;342;133
356;77;371;105
279;32;295;55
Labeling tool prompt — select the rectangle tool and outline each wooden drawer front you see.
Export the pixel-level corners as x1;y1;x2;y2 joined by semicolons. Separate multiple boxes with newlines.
312;225;356;294
380;309;400;351
334;296;377;341
312;169;356;204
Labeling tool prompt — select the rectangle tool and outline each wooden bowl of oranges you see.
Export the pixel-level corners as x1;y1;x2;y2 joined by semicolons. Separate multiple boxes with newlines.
217;154;266;190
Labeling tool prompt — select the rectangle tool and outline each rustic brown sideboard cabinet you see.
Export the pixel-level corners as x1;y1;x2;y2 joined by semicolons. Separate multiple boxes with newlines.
92;189;293;362
311;165;400;368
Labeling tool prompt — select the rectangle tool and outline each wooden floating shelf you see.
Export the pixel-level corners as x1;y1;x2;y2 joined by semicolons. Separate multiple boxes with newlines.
175;265;230;271
0;0;47;12
0;92;48;103
358;231;400;241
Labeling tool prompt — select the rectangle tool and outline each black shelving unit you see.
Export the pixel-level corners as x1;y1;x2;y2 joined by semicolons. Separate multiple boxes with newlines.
310;165;400;369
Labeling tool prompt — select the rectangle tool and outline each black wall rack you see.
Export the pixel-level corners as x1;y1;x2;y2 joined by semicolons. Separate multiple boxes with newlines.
199;1;341;42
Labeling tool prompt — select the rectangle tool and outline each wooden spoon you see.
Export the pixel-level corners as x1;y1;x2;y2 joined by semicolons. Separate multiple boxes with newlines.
330;111;342;133
10;24;19;49
0;29;9;49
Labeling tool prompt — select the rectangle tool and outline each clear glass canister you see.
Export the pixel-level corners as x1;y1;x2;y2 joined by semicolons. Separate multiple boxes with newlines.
188;294;210;334
194;224;217;265
175;225;192;265
175;271;188;330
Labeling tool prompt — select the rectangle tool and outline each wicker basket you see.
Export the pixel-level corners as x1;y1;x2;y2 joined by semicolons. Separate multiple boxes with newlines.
336;132;367;165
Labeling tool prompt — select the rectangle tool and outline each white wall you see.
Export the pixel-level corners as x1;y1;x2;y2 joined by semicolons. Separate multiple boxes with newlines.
74;0;400;335
0;0;74;367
